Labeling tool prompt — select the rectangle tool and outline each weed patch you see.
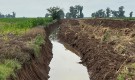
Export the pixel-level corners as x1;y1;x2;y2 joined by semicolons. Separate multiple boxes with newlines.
0;59;21;80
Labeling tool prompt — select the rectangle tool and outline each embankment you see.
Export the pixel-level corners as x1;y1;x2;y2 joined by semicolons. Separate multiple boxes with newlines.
8;21;60;80
58;19;135;80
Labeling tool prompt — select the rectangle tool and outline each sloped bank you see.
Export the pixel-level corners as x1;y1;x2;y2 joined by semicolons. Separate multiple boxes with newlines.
58;19;135;80
7;21;60;80
0;22;58;80
6;27;52;80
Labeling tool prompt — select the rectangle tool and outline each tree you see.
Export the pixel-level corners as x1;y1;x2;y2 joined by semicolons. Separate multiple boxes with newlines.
106;7;111;17
70;6;78;18
91;9;107;18
91;13;96;17
66;12;71;19
111;10;119;17
75;5;84;18
66;5;84;19
118;6;125;17
0;12;16;18
47;7;64;20
12;12;16;18
130;11;133;18
58;9;65;19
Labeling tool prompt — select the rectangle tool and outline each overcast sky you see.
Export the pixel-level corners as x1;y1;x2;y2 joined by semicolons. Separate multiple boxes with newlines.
0;0;134;17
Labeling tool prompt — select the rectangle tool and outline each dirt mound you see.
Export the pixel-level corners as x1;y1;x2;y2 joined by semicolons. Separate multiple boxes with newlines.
58;19;135;80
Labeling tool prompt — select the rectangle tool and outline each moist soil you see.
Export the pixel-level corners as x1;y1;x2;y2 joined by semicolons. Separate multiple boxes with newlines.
58;19;135;80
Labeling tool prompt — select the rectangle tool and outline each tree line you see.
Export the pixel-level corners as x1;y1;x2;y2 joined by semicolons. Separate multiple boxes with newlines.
91;6;133;18
0;12;16;18
45;5;84;20
46;5;134;20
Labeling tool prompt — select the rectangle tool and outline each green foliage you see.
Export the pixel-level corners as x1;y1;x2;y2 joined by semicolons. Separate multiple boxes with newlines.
0;59;21;80
117;74;125;80
91;6;127;18
0;18;52;79
106;7;111;17
66;5;84;19
117;63;135;80
102;31;110;42
91;9;106;18
0;18;53;35
34;34;45;46
129;12;133;18
33;34;45;57
111;10;119;17
118;6;125;18
0;12;16;18
47;7;64;20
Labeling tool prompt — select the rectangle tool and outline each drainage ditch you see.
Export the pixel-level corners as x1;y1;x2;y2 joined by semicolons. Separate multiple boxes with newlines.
49;41;89;80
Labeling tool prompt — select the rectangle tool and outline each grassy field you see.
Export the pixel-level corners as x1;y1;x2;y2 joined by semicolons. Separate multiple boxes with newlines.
0;18;53;80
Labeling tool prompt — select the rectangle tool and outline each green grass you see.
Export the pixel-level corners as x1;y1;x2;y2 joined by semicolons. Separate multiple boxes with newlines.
0;59;21;80
33;34;45;57
117;63;135;80
0;18;53;35
117;74;125;80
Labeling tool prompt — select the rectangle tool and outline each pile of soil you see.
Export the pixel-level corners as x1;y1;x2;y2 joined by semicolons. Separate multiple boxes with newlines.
58;19;135;80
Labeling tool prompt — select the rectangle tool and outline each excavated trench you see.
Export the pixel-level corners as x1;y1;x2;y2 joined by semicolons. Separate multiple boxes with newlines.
48;41;89;80
48;23;89;80
58;19;135;80
10;19;135;80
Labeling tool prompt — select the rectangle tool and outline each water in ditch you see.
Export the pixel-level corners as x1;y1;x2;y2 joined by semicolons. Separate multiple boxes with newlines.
49;41;89;80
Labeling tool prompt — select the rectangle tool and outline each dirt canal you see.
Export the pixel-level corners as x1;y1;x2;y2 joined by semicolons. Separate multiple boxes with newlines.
49;41;89;80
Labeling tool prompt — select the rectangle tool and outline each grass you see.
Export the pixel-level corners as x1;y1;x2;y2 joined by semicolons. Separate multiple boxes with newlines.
0;59;21;80
117;63;135;80
33;34;45;57
0;18;53;35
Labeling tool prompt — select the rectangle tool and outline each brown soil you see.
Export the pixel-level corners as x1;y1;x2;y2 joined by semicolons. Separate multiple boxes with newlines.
58;19;135;80
9;36;53;80
3;27;53;80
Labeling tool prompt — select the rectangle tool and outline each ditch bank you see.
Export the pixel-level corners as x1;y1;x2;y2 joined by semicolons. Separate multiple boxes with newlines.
7;21;60;80
58;19;135;80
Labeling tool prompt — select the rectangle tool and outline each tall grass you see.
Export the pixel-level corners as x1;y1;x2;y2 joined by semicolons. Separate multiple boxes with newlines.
0;59;21;80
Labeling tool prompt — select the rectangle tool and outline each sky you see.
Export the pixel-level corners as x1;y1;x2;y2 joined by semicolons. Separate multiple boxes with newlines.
0;0;134;17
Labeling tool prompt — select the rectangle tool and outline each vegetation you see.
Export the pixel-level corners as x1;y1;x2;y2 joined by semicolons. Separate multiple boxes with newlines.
66;5;84;19
130;12;133;18
0;18;52;35
32;34;45;57
91;6;132;18
0;59;21;80
0;17;53;79
0;12;16;18
117;63;135;80
47;7;64;20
